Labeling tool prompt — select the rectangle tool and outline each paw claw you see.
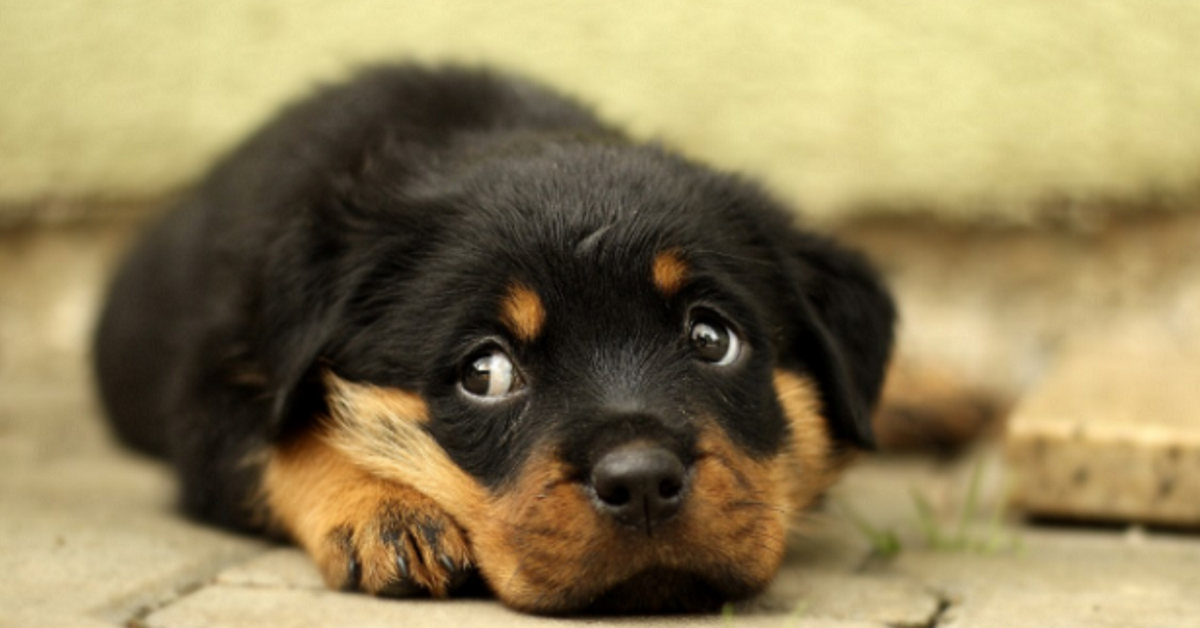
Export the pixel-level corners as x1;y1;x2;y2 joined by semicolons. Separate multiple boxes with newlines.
377;575;423;599
325;527;362;591
314;493;473;598
444;562;473;593
344;554;362;592
395;552;410;580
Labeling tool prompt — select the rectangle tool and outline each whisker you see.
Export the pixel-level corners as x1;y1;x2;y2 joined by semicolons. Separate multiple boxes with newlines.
511;524;586;542
695;448;757;492
723;499;788;515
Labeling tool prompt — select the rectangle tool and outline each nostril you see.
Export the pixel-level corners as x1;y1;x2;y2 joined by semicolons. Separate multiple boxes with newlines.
658;477;682;500
589;444;688;529
597;482;631;507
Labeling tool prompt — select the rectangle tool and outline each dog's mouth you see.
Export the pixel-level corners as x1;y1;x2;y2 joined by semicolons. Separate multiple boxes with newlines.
464;431;796;614
473;513;782;615
573;567;753;615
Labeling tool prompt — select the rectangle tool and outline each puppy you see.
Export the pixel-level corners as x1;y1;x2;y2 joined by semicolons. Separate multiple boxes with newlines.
94;65;895;614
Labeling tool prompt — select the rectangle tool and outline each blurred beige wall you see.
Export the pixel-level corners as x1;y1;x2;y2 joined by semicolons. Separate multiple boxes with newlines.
3;1;1200;222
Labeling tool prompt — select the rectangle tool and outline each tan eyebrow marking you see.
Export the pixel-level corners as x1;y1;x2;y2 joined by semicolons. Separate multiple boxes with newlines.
501;282;546;342
652;249;689;297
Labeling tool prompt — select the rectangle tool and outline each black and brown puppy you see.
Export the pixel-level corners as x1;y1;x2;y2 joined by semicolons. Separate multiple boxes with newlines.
94;65;895;614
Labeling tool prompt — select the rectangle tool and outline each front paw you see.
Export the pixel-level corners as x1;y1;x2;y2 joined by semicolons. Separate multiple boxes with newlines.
316;494;474;598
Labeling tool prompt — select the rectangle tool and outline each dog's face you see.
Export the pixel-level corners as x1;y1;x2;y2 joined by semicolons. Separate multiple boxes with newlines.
277;141;894;613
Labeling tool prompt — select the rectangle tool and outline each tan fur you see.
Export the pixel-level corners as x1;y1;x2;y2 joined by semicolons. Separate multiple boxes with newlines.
773;369;853;512
264;374;480;596
320;373;488;521
273;370;845;611
262;426;471;597
500;283;546;342
652;249;689;296
467;425;803;612
873;361;1007;454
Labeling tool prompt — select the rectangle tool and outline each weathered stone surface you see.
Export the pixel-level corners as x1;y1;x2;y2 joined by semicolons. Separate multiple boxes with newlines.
150;515;1200;628
5;380;1200;628
142;586;885;628
201;543;932;628
0;612;115;628
757;570;940;626
0;389;268;624
1006;327;1200;526
892;528;1200;628
214;549;325;591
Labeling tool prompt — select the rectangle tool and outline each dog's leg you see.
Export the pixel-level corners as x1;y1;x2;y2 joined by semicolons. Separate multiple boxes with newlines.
263;427;474;597
166;379;275;533
872;360;1010;455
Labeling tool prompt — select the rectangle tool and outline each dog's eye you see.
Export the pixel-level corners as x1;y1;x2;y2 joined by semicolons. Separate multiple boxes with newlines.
461;349;521;399
689;312;741;366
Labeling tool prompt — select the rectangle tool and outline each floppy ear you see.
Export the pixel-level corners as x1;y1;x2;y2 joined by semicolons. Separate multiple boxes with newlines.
255;197;386;438
773;231;896;449
254;187;446;438
257;234;352;438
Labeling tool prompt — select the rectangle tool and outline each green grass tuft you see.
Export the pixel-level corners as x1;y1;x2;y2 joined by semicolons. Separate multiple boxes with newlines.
842;456;1022;556
839;499;903;559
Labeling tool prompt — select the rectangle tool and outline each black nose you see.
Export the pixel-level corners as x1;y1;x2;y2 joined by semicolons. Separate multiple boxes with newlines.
589;444;687;532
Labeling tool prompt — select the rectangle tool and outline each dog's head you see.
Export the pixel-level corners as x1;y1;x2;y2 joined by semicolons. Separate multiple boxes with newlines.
267;139;894;613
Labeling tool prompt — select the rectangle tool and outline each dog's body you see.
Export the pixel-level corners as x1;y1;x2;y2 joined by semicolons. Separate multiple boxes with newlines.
94;66;895;614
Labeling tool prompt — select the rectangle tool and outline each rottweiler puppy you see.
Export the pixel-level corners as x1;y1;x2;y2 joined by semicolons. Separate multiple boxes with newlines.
94;65;895;614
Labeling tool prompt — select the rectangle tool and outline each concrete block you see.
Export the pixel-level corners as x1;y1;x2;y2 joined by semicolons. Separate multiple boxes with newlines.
1005;331;1200;526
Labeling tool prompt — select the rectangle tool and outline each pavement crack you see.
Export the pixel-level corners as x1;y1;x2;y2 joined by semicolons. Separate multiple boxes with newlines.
122;579;209;628
887;589;954;628
96;546;271;627
925;596;953;628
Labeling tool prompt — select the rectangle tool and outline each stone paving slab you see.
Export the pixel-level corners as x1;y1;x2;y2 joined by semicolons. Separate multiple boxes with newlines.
188;545;937;628
0;613;116;628
891;529;1200;628
142;586;885;628
4;376;1200;627
0;389;268;625
212;549;326;591
135;514;1200;628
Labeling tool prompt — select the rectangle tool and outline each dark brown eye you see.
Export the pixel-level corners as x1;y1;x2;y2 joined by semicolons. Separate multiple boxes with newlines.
689;313;741;365
461;349;520;398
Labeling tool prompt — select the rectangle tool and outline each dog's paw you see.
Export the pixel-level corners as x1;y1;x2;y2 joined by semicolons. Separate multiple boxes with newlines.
314;491;474;598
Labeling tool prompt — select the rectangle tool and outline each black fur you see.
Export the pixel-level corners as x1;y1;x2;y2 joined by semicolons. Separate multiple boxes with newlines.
94;64;894;575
